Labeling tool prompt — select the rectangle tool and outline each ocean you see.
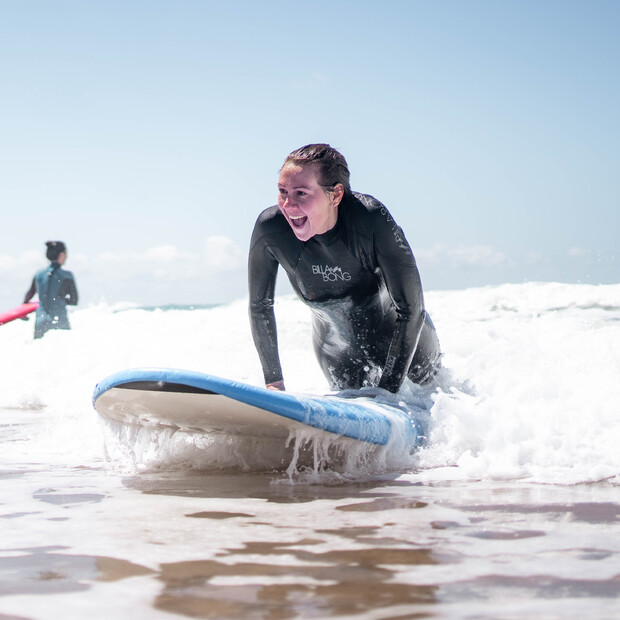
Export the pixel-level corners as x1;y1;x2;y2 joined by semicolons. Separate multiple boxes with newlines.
1;282;620;619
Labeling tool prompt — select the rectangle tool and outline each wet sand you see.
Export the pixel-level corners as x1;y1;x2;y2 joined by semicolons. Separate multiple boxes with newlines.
2;407;620;619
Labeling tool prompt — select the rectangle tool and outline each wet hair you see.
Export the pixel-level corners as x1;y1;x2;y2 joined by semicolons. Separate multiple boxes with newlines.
46;241;66;261
282;143;351;195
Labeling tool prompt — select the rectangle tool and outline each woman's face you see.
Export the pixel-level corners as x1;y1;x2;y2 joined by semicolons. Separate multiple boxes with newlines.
277;163;342;242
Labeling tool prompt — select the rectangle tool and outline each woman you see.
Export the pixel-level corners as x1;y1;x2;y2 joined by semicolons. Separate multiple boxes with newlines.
248;144;440;393
24;241;78;339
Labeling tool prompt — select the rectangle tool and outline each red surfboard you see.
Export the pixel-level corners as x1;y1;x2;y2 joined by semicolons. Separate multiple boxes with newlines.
0;302;39;326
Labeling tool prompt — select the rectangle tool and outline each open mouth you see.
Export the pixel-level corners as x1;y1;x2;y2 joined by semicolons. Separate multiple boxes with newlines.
289;215;307;228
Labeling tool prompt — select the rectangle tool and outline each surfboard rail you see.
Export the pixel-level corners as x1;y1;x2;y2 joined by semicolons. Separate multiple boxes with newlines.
93;367;420;445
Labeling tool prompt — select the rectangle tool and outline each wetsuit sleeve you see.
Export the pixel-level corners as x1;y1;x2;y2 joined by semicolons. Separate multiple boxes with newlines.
23;279;36;303
372;206;426;392
248;221;284;385
59;275;78;306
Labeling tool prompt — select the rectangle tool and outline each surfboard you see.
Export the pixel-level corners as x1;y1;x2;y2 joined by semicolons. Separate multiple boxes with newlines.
0;302;38;326
92;367;421;446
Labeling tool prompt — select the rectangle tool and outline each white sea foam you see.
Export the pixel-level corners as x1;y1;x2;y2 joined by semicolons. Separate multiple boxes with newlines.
1;282;619;485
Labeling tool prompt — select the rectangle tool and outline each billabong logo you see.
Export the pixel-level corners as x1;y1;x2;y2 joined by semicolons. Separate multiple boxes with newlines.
381;206;409;251
312;264;352;282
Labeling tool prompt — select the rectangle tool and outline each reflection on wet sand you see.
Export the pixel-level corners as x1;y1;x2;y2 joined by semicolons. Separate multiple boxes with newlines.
125;471;412;504
336;497;428;512
457;501;620;524
0;547;154;596
2;471;620;619
4;538;620;619
0;541;440;617
116;473;620;616
129;473;441;616
154;541;438;618
187;511;255;520
443;574;620;601
120;473;445;616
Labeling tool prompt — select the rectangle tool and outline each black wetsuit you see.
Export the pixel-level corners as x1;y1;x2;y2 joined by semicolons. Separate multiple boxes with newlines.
24;263;78;339
248;191;441;393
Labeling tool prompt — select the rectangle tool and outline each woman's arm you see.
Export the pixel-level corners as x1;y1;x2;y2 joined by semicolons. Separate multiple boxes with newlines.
371;203;426;392
60;274;78;305
23;278;36;304
248;219;285;388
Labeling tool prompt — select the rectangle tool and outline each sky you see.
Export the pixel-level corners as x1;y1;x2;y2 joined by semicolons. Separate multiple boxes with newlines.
1;0;618;309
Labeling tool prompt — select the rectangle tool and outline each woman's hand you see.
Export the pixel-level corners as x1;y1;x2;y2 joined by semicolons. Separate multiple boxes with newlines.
266;381;285;391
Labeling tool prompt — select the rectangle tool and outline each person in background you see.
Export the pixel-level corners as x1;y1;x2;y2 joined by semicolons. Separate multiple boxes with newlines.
248;143;441;394
24;241;78;339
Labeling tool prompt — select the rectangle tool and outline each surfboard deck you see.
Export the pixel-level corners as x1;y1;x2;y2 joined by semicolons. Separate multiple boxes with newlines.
0;302;38;326
92;367;420;446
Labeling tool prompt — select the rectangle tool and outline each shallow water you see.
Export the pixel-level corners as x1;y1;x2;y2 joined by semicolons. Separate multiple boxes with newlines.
1;283;620;618
2;411;620;619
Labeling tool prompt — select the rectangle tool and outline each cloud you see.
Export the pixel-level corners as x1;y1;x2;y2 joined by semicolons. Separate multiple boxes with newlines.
0;250;45;278
204;236;245;270
525;251;544;263
567;246;590;258
145;245;198;262
81;237;244;282
417;243;507;268
94;245;198;265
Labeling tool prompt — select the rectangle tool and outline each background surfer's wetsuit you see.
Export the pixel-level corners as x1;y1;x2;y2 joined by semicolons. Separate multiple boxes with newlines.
24;263;78;339
249;192;441;393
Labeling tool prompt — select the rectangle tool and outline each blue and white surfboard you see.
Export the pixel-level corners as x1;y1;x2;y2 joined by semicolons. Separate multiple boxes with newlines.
93;367;424;446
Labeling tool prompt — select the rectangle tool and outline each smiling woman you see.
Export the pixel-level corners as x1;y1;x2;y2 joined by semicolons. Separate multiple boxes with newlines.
248;143;441;394
276;147;347;242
